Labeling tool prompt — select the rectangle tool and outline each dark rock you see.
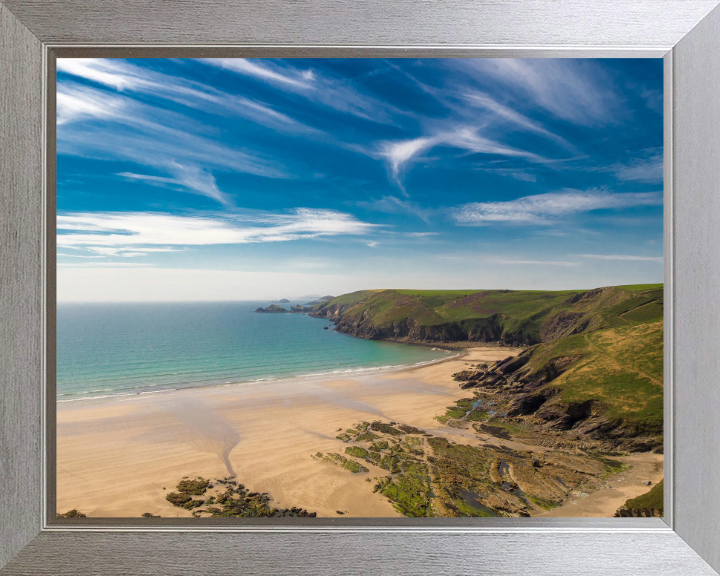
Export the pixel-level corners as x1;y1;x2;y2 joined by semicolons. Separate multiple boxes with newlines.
497;354;530;374
57;509;86;518
254;304;288;313
507;393;550;417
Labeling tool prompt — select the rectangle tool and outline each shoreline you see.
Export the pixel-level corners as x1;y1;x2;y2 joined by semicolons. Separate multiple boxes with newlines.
56;344;661;518
57;342;461;405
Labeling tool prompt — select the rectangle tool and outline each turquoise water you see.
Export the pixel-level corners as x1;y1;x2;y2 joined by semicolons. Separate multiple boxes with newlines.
56;302;450;402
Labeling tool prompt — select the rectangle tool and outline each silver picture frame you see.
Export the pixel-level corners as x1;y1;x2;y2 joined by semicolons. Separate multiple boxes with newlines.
2;0;720;573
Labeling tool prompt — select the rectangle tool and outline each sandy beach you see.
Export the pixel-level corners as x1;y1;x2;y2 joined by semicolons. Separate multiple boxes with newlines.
57;346;662;518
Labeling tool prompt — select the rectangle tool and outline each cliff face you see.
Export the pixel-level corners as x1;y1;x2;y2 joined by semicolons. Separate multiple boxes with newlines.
451;348;663;452
331;314;508;344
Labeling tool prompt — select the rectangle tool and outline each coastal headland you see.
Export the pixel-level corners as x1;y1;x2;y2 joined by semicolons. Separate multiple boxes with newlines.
57;284;663;518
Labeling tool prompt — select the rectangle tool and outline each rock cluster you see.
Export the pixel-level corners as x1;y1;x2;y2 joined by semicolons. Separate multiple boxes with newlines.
449;352;662;453
321;419;614;518
164;476;317;517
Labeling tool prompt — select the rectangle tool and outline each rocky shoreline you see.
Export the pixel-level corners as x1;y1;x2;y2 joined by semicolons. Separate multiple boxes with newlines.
317;418;626;517
446;354;662;453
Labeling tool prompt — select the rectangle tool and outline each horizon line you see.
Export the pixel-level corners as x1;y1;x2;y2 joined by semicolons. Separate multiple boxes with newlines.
56;282;664;304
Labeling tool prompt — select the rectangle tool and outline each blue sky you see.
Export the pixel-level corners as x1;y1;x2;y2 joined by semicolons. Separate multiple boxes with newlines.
56;58;663;302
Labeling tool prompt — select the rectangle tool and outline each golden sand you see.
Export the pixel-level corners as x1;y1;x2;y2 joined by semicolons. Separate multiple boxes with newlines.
56;346;661;518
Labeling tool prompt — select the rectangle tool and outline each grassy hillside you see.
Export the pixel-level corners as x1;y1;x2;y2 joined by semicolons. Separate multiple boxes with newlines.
312;284;662;345
523;319;663;430
312;285;664;441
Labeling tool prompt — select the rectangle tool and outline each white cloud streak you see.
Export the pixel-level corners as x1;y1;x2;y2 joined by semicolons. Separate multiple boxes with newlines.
380;128;544;190
119;165;230;205
356;195;433;223
465;59;619;126
576;254;663;263
492;259;580;267
199;58;409;126
202;58;313;89
56;210;379;255
57;58;313;133
453;189;662;225
463;91;575;151
612;151;663;183
56;82;288;203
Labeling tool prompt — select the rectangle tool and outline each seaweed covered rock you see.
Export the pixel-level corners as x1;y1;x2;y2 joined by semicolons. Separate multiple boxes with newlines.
57;509;86;518
176;477;211;495
165;476;316;517
166;492;204;509
314;451;369;473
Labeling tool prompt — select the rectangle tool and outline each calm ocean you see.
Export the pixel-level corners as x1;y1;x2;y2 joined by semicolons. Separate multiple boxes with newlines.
56;301;450;402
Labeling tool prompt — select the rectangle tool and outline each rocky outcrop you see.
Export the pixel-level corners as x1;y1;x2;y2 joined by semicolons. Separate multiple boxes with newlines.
451;353;662;452
539;312;589;341
312;310;523;345
253;304;288;313
312;304;593;348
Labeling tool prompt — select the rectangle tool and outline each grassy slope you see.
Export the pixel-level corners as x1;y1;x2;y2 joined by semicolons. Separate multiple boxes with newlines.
315;285;663;431
623;479;664;512
522;290;663;429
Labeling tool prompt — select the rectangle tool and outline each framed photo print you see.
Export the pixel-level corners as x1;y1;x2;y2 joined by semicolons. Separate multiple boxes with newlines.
2;1;720;574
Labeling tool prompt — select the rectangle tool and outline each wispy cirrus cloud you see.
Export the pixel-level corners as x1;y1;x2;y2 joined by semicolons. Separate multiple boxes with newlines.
57;82;289;203
463;91;575;151
380;137;436;187
576;254;663;263
611;150;663;183
453;189;662;225
379;128;545;190
56;209;379;257
57;83;127;125
463;59;620;126
118;165;230;205
202;58;314;89
199;58;409;125
57;58;314;133
492;258;580;266
356;195;433;223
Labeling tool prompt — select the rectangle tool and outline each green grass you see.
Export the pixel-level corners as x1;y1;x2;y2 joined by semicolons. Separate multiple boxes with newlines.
451;496;498;517
375;461;431;516
528;495;559;511
465;410;489;421
313;285;663;346
522;315;663;430
614;283;663;291
623;480;663;512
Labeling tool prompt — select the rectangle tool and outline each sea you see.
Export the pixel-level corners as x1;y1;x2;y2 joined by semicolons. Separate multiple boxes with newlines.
56;301;451;403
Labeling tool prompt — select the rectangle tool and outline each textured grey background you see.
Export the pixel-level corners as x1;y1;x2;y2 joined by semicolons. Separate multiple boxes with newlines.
2;0;720;574
672;6;720;572
0;2;43;570
2;0;718;46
